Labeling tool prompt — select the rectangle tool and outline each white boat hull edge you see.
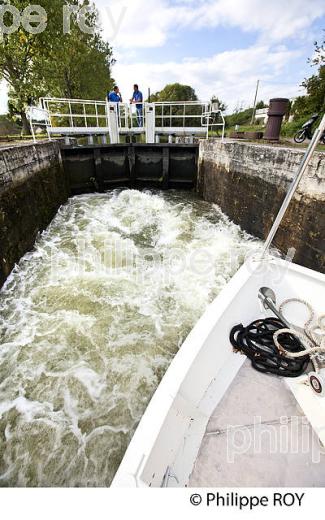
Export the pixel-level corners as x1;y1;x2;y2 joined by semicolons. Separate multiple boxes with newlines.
112;258;325;487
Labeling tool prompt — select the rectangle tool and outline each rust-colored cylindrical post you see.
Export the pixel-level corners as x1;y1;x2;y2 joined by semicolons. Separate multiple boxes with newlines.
264;98;289;141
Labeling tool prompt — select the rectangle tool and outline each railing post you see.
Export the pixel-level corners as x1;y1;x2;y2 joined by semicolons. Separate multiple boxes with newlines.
46;100;53;128
30;113;37;144
95;103;99;127
68;101;73;127
107;102;120;144
83;104;88;128
145;103;155;144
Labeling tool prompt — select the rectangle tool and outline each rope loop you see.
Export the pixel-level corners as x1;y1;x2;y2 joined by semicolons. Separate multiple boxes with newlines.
274;299;325;373
230;297;324;378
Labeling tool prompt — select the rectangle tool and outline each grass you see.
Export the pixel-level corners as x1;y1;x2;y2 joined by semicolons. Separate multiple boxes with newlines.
0;133;48;140
226;124;265;134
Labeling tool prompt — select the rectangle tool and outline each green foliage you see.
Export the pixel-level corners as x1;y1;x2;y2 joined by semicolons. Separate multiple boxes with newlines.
280;117;307;137
0;114;21;135
227;124;264;132
278;39;325;136
291;96;312;119
0;1;114;133
225;107;254;128
308;31;325;67
149;83;200;128
45;2;114;100
150;83;198;102
302;65;325;111
292;66;325;120
225;100;267;128
256;100;267;109
291;36;325;121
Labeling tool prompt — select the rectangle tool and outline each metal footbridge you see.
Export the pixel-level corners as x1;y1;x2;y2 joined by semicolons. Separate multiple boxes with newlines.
28;97;225;144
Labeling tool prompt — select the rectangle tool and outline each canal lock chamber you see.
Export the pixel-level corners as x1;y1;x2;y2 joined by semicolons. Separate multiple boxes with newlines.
0;138;323;486
0;140;262;486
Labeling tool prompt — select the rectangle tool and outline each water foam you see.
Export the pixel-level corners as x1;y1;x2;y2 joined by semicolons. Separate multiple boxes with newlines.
0;189;260;486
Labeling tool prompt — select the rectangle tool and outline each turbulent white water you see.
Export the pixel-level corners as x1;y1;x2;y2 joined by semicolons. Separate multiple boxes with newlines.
0;189;260;487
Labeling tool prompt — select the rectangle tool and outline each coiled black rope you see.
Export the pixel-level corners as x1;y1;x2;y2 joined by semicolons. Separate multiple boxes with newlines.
230;318;310;377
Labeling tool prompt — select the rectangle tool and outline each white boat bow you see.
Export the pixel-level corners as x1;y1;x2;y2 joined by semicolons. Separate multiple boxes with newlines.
112;258;325;487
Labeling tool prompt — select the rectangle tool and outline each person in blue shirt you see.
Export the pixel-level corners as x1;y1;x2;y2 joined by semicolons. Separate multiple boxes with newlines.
130;84;143;127
108;85;122;103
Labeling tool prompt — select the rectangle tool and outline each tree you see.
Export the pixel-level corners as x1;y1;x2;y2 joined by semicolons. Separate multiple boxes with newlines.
224;107;254;128
0;1;114;133
308;31;325;67
44;2;114;100
292;67;325;119
292;37;325;120
0;0;58;132
151;83;198;102
149;83;199;128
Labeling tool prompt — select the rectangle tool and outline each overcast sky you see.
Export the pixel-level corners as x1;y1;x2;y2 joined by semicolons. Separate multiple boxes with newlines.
0;0;325;113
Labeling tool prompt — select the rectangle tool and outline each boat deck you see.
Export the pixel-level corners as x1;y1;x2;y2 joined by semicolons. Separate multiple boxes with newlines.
189;360;325;487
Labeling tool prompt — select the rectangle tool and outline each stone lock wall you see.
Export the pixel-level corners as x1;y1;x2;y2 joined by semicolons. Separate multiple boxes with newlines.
198;140;325;273
1;138;324;288
0;141;69;288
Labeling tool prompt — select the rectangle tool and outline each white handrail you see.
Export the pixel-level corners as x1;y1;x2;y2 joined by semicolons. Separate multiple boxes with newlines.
201;107;225;140
33;97;226;142
27;106;52;143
